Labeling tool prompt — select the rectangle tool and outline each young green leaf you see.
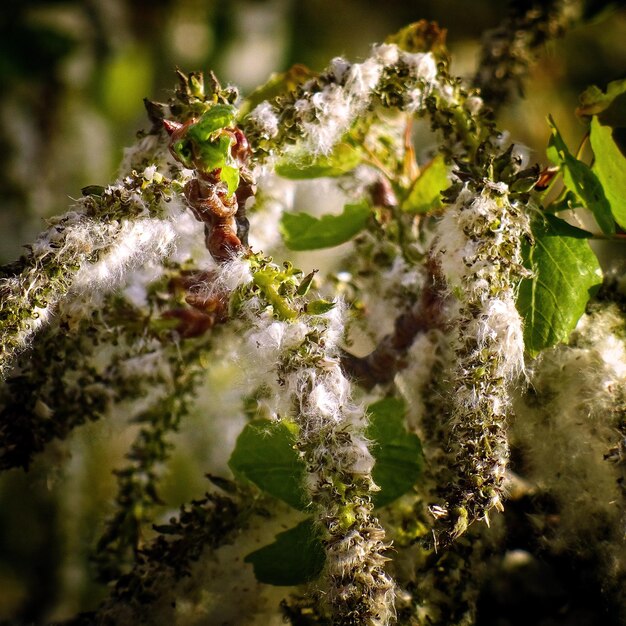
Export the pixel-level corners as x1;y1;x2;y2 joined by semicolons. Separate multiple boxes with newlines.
228;419;309;511
547;115;614;234
244;518;325;586
280;201;370;251
187;104;237;140
401;155;449;214
195;134;233;173
220;164;241;197
517;217;602;357
577;78;626;125
306;299;336;315
296;270;317;296
366;397;424;507
275;143;362;180
590;116;626;230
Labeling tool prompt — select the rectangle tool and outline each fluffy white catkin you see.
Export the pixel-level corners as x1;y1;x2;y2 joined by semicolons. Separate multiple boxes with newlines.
245;42;441;159
430;183;529;542
216;257;395;625
0;169;191;380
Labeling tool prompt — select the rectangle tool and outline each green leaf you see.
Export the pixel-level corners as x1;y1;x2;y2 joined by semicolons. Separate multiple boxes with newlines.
195;133;232;174
590;116;626;229
296;270;317;296
187;104;237;141
306;299;336;315
366;397;424;507
228;419;309;510
280;201;370;251
401;155;449;214
547;115;614;234
244;518;325;586
517;217;602;357
275;143;362;179
577;78;626;126
220;164;240;197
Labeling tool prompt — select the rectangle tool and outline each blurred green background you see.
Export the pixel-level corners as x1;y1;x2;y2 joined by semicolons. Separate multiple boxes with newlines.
0;1;625;623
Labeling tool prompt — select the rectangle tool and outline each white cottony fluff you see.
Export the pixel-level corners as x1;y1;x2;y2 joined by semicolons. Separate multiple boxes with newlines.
292;44;441;157
119;134;163;175
329;56;351;82
403;51;438;83
213;257;254;293
70;218;178;296
513;304;626;616
395;331;444;431
246;101;280;140
247;173;296;252
302;84;354;154
372;43;399;66
345;58;383;100
431;178;529;534
214;256;393;624
473;298;525;378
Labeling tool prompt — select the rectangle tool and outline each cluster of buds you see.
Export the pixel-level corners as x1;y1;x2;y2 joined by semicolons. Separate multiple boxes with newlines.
164;104;255;263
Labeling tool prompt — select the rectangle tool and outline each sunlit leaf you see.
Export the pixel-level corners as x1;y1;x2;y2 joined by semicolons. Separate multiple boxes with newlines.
401;155;449;214
517;216;602;357
187;105;237;141
220;164;240;197
280;201;370;251
194;133;231;172
590;116;626;229
306;299;336;315
547;115;614;234
540;213;592;238
244;519;325;586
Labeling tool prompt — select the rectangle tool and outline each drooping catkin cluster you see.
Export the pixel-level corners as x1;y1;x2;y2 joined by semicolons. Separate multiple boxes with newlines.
243;39;442;159
243;23;537;549
285;315;395;626
430;182;530;543
209;256;395;626
2;12;608;623
0;168;186;380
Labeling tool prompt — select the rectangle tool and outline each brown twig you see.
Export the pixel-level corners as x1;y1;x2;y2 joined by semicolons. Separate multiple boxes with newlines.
342;258;447;389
